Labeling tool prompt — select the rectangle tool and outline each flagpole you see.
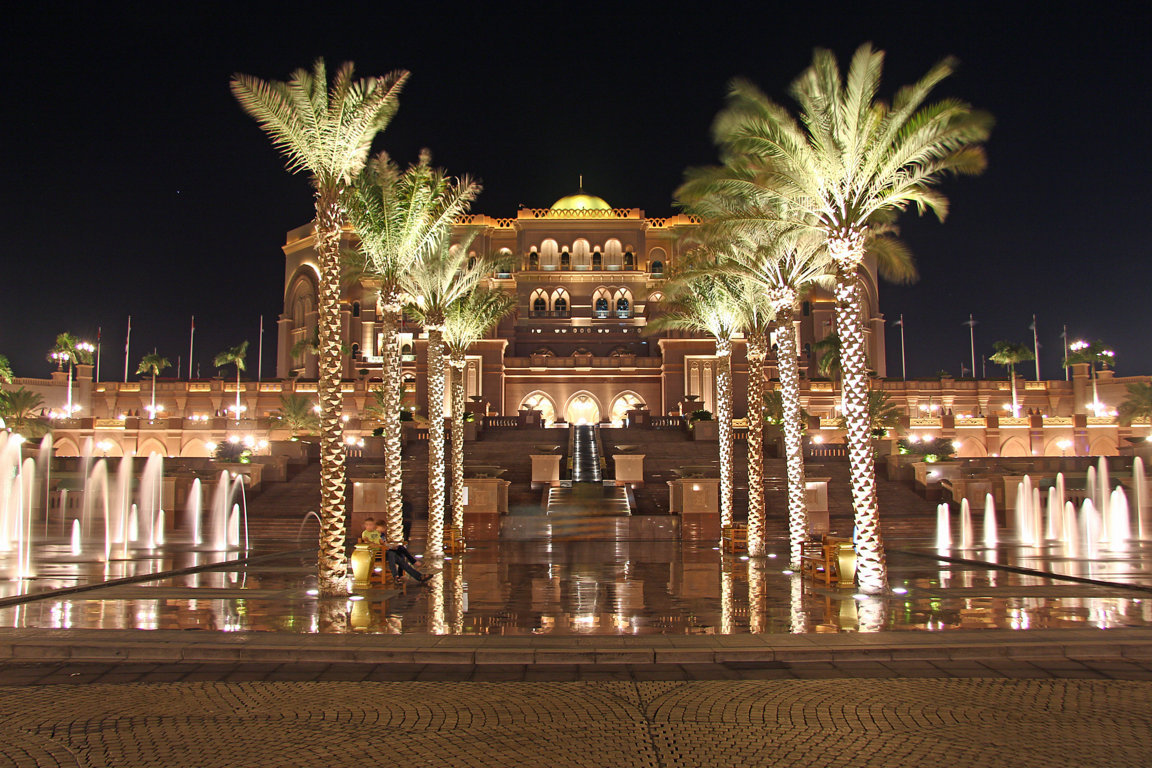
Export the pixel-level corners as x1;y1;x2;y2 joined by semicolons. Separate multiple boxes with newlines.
1062;324;1070;381
893;315;906;380
95;327;102;383
123;316;132;383
257;316;264;383
1031;315;1041;381
964;314;977;381
188;316;195;380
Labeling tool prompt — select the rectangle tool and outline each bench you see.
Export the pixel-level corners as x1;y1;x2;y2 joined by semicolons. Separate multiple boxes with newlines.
800;535;853;586
721;523;748;553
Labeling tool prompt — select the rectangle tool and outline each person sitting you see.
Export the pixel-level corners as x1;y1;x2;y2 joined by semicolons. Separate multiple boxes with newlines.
359;517;382;551
385;539;431;583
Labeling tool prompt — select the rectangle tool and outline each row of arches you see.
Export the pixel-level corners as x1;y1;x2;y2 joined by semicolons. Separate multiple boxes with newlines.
520;391;645;427
530;287;658;318
527;241;667;272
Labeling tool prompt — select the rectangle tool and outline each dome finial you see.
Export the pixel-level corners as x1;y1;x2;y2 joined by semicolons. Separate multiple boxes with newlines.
579;174;583;192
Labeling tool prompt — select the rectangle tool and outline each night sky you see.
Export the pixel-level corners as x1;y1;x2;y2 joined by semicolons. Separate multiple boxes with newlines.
3;1;1149;382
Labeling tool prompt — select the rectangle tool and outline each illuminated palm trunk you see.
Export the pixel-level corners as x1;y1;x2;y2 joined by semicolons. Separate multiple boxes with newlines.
773;302;808;568
745;330;767;556
426;327;447;556
314;193;348;595
449;354;467;532
378;294;405;547
748;558;766;633
1009;368;1019;417
715;335;734;529
720;557;735;634
832;239;886;594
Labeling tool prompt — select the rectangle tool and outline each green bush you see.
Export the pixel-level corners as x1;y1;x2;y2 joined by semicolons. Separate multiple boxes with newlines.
689;409;713;422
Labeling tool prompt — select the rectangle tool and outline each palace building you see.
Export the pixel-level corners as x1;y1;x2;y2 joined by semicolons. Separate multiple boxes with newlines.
276;189;888;426
14;190;1149;461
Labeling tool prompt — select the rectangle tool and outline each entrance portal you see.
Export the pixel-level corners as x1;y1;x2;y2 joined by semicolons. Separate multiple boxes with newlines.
565;394;600;425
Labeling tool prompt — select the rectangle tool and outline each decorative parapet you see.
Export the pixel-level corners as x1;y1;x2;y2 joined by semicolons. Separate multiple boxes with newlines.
954;417;987;428
909;418;943;427
188;382;212;393
94;419;126;430
120;383;141;392
259;382;282;392
645;214;700;228
294;382;318;392
998;417;1030;427
1087;417;1117;426
809;381;834;392
1024;381;1047;390
518;207;641;220
818;417;841;428
1043;416;1074;426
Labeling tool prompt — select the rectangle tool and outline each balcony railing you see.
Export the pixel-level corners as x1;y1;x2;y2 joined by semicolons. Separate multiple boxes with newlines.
529;310;571;319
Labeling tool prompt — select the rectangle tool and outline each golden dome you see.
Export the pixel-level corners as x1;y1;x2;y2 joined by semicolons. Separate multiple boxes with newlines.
550;192;611;211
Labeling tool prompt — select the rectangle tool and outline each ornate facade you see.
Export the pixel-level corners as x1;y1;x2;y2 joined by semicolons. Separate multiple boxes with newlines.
276;190;887;425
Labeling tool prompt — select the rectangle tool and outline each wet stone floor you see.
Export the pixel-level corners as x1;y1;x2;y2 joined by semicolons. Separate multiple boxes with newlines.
2;537;1150;635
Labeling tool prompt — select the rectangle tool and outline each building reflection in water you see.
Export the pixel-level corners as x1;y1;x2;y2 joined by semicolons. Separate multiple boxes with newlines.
1;539;1151;635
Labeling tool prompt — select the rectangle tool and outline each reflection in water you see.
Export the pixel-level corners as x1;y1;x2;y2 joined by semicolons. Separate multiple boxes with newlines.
1;539;1151;635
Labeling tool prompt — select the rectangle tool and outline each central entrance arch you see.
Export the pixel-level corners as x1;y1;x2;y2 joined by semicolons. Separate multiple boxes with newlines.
565;392;601;425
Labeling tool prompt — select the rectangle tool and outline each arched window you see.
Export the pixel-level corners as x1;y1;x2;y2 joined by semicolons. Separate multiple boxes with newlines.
609;393;644;426
648;247;667;274
551;289;570;316
540;239;559;270
519;392;556;425
351;301;361;317
529;251;539;269
531;288;549;316
572;238;591;269
623;251;635;269
604;239;623;270
595;297;609;315
560;250;571;269
592;250;602;269
351;343;360;359
650;260;663;275
613;288;632;318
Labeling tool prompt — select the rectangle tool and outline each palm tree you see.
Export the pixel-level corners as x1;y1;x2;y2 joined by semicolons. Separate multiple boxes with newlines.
0;355;13;384
990;341;1034;417
866;390;903;437
723;233;833;565
347;150;479;547
213;342;248;421
651;257;743;529
811;332;841;379
232;60;406;594
678;44;991;593
443;288;515;537
272;392;321;435
0;387;48;438
1118;382;1152;426
136;353;171;419
404;233;496;557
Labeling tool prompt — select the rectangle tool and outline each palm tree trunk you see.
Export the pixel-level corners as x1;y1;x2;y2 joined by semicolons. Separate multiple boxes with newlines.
151;372;157;417
449;355;467;532
378;293;404;547
314;192;349;596
833;254;886;593
715;335;734;529
426;327;447;556
775;305;809;568
1010;368;1019;417
235;368;242;420
745;329;767;556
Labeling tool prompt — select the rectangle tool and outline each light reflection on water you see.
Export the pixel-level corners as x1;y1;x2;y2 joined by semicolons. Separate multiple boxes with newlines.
1;539;1150;635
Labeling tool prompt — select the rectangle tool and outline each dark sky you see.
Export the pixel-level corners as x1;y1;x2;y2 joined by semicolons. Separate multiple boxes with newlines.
3;1;1149;381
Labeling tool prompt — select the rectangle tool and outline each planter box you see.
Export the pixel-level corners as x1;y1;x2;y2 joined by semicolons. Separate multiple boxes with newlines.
614;454;645;484
691;420;718;441
530;454;562;486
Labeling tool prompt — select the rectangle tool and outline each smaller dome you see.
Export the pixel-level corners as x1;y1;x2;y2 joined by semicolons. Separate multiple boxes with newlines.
551;192;611;211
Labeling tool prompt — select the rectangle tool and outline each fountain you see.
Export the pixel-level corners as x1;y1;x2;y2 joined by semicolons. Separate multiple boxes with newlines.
0;434;251;591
